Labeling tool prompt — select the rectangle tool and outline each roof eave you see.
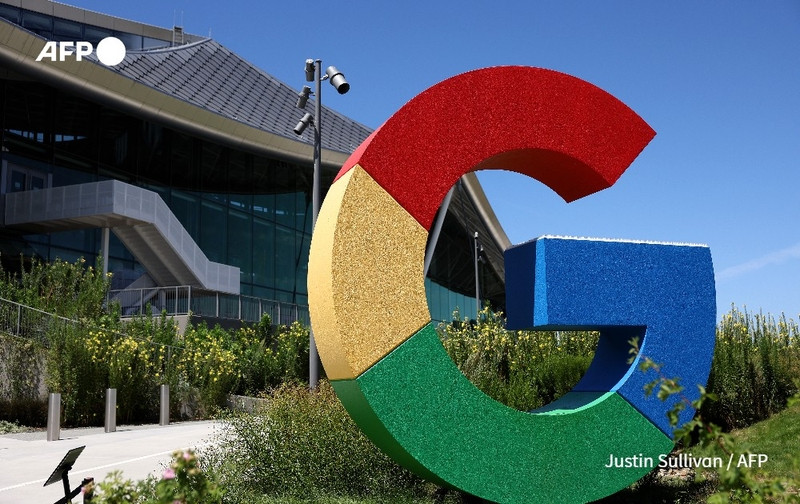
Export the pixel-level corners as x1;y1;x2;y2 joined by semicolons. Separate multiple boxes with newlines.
0;20;348;169
461;172;512;252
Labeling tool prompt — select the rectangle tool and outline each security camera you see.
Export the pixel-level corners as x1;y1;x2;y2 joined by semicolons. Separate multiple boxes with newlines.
294;112;313;135
305;59;315;82
325;66;349;94
296;86;311;109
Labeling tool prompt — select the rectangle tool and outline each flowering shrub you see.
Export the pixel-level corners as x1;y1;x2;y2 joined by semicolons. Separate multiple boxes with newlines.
630;338;800;504
441;304;800;428
91;326;169;422
271;320;310;384
203;382;427;502
152;450;222;503
0;333;45;426
180;324;240;411
439;306;598;411
0;256;114;425
83;470;150;504
85;450;222;503
705;305;800;430
0;255;110;320
0;257;316;426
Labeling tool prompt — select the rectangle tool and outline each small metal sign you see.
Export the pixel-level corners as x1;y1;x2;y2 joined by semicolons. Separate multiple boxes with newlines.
44;446;91;504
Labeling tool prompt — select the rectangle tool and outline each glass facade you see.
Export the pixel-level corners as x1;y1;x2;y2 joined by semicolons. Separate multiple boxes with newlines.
0;5;506;321
426;278;478;324
0;76;323;305
425;210;505;321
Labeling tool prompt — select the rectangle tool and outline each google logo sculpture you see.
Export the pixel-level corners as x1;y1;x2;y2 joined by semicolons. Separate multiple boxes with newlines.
307;67;716;503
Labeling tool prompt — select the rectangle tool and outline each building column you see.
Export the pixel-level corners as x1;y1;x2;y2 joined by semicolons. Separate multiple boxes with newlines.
101;227;110;277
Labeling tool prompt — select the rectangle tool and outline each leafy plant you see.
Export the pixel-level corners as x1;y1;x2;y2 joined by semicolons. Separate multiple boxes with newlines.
0;332;47;425
0;419;31;434
438;306;597;410
705;306;799;430
84;470;151;504
0;256;317;425
202;382;429;502
85;450;222;503
630;337;800;503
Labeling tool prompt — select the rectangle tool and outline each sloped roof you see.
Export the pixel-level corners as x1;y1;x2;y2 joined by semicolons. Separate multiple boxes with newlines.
0;13;510;300
88;39;511;290
96;39;372;155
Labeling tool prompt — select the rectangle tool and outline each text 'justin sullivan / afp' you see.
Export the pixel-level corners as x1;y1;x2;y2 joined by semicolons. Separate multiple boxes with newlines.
604;452;769;470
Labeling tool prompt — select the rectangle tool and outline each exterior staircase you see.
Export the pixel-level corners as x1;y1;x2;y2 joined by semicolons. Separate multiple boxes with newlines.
3;180;239;294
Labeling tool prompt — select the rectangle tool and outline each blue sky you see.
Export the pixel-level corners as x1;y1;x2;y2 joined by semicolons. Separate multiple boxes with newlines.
67;1;800;320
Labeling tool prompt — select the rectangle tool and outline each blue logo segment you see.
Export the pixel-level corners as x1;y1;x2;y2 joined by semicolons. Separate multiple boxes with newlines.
505;236;716;436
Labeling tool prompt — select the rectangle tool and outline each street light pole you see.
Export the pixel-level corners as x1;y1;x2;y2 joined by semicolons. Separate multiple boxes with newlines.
293;59;349;390
309;59;323;390
312;59;322;227
474;231;480;319
308;59;322;390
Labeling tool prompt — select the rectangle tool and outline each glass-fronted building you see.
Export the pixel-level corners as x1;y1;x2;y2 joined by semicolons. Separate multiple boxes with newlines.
0;0;508;323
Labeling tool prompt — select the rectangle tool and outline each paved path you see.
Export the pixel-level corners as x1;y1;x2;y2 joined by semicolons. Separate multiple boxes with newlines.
0;421;219;503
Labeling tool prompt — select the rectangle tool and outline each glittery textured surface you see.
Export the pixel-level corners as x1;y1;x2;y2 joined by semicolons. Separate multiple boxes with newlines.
308;67;681;503
336;66;655;230
307;165;430;380
332;325;673;504
505;236;716;436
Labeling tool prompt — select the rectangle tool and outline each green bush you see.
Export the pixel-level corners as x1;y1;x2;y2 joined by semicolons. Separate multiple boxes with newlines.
440;305;800;434
46;320;108;426
84;317;164;424
234;314;274;396
704;306;800;430
4;253;798;445
0;255;109;320
0;256;114;425
0;332;47;426
0;256;317;426
438;307;597;411
179;323;240;412
86;470;153;504
232;316;311;395
86;450;222;503
202;382;429;502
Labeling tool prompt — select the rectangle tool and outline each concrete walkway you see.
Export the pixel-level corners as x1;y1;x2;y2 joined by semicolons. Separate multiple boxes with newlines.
0;421;218;503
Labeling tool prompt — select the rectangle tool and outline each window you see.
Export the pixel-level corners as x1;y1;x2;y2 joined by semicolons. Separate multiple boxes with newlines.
114;32;143;51
200;142;226;203
200;200;226;262
5;165;49;193
53;19;82;40
274;225;295;293
9;169;25;192
295;232;309;295
0;5;20;24
228;150;251;211
21;11;52;39
252;217;275;287
227;210;252;281
99;108;135;174
84;26;112;45
143;36;169;50
170;190;200;239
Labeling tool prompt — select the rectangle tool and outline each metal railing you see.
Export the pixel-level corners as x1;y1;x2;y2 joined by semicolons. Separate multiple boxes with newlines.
0;287;309;347
107;286;310;326
0;296;189;409
0;296;73;347
0;296;186;355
